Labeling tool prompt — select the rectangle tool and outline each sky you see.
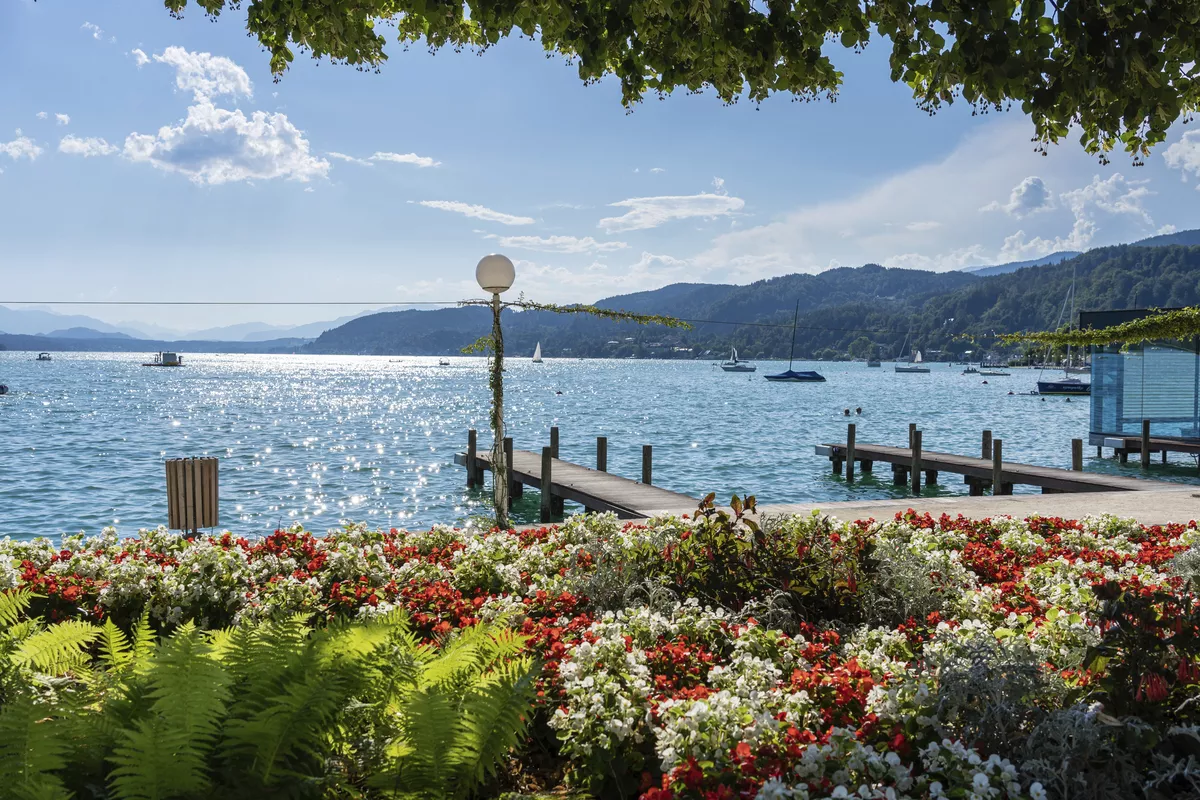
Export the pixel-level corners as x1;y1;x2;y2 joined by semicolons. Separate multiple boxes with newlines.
1;0;1199;335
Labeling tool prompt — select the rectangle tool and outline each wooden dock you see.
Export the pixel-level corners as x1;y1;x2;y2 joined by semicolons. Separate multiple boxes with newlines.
456;431;695;520
817;437;1175;495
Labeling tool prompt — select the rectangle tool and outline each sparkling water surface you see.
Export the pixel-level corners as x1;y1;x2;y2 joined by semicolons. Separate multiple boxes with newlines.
1;352;1194;540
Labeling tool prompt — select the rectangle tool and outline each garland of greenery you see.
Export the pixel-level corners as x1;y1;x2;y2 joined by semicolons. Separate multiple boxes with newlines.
1000;307;1200;347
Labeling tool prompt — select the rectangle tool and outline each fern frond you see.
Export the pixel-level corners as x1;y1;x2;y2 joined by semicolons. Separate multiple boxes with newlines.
0;589;33;629
128;612;155;669
0;696;71;800
14;621;98;675
109;718;207;800
448;658;537;793
97;620;131;672
373;688;458;797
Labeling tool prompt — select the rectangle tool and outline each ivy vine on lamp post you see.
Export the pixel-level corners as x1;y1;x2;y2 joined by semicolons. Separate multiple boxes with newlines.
463;254;691;530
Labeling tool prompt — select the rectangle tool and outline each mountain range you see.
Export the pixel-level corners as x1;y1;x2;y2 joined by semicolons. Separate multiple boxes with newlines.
3;229;1198;359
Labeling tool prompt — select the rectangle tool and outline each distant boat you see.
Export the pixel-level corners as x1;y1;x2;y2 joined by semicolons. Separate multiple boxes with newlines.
142;352;184;367
867;359;881;367
1037;377;1090;395
1064;365;1090;374
765;301;826;383
438;358;451;367
1037;267;1090;395
36;352;52;362
895;349;930;374
720;348;756;372
532;343;543;364
980;370;1011;377
962;366;979;375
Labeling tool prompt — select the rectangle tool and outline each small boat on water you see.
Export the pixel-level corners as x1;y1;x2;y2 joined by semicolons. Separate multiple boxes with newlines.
1037;377;1090;395
36;352;52;362
867;358;881;367
895;350;930;374
962;366;979;375
765;301;826;383
1036;268;1090;396
142;352;184;367
532;343;543;364
980;370;1011;377
438;358;451;367
720;348;756;373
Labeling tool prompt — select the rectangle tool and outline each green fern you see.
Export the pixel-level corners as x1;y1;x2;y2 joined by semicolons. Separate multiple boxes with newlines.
0;697;72;800
0;589;33;630
14;621;99;676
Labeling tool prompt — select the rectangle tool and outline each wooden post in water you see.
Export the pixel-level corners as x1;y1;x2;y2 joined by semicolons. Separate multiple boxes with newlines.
549;427;564;515
982;430;992;460
504;437;520;504
165;457;218;533
908;423;917;448
540;447;553;522
642;445;653;485
466;429;478;488
596;436;608;472
992;439;1009;495
1141;420;1151;468
1071;438;1083;471
910;430;922;495
846;423;856;483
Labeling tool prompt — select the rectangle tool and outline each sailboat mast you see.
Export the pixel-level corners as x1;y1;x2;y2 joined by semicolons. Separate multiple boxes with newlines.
788;300;798;368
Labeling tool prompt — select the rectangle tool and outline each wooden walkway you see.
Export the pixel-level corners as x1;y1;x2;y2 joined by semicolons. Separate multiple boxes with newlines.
817;441;1175;495
455;448;696;519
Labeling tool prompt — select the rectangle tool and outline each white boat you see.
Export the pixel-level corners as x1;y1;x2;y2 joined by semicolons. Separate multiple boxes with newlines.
895;349;930;374
36;352;52;362
532;343;543;363
720;347;756;372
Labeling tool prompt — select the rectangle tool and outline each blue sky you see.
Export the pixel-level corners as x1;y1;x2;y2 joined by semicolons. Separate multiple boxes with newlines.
2;0;1199;335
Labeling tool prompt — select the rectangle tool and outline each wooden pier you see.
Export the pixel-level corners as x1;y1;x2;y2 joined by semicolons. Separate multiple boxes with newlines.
819;424;1176;495
456;429;695;520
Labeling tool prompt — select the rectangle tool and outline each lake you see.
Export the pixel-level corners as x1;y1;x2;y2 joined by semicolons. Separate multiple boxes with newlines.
1;351;1192;540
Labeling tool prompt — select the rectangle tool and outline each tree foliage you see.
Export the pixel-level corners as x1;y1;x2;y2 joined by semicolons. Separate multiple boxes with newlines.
1002;305;1200;347
159;0;1199;158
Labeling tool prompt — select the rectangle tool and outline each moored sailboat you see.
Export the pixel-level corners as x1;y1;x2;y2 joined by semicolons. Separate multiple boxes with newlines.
765;301;825;382
720;348;756;372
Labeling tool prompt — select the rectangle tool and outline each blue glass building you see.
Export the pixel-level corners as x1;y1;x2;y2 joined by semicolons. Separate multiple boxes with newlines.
1085;309;1200;445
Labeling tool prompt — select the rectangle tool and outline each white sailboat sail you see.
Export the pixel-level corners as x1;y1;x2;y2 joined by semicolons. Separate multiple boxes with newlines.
914;350;923;363
532;342;543;363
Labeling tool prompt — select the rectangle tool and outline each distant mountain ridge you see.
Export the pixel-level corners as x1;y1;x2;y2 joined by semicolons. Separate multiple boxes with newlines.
959;228;1200;278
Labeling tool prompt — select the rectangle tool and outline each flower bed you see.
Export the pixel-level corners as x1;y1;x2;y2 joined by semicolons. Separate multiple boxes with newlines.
4;504;1200;799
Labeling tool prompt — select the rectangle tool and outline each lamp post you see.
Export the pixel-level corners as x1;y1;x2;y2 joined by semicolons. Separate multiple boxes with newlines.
476;254;516;529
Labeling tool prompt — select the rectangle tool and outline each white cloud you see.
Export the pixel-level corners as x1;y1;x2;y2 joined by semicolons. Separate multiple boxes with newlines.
55;114;70;126
59;135;118;157
327;151;374;167
598;193;745;232
123;101;328;185
131;48;150;67
1164;131;1200;189
35;112;47;120
997;173;1156;260
905;221;942;232
153;46;253;102
650;167;666;174
370;151;440;168
82;22;103;40
485;234;627;254
981;176;1054;217
1;130;42;161
418;200;535;226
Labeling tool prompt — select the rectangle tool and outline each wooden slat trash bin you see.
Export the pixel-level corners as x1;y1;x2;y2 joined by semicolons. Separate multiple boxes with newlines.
166;457;219;532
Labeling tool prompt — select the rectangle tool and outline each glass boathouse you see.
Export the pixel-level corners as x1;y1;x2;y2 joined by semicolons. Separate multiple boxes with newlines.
1085;308;1200;447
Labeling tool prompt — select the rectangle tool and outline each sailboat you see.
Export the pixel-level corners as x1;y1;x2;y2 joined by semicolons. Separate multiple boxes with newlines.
532;342;543;364
720;347;756;372
765;301;826;382
895;339;931;374
1037;267;1090;395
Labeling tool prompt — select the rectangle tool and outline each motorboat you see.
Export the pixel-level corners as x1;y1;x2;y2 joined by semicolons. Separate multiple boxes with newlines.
979;370;1011;377
720;347;756;372
142;352;184;367
1037;377;1090;395
438;358;451;366
962;366;979;375
765;301;825;382
36;352;52;362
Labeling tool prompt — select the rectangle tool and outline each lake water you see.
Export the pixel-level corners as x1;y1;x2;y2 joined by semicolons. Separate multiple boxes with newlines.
1;352;1195;540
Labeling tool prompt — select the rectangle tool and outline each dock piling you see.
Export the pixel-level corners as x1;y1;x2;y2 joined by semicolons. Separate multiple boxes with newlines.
982;430;992;460
846;424;856;483
910;430;922;495
550;426;560;459
466;429;477;488
642;445;653;485
992;439;1011;495
1142;420;1151;468
540;447;553;522
1071;438;1083;471
908;423;917;448
504;438;520;504
596;436;608;472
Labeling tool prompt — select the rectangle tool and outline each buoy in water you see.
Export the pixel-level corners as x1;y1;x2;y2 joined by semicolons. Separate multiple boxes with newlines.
0;385;7;395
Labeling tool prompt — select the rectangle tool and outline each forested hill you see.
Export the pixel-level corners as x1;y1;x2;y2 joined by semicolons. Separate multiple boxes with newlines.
305;243;1200;360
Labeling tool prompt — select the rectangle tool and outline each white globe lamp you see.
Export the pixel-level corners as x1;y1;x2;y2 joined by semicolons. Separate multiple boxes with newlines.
476;254;516;295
